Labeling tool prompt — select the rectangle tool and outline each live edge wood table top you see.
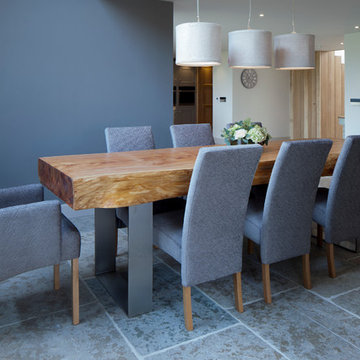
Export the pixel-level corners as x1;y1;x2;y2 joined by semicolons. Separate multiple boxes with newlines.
38;138;344;211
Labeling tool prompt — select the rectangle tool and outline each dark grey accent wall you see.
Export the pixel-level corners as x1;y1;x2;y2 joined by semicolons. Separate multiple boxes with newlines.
0;0;173;189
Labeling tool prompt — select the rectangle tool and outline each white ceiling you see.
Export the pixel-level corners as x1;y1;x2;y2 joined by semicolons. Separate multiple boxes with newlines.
165;0;360;51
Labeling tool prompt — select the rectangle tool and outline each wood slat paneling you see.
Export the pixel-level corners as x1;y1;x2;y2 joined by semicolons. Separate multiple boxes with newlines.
196;67;213;126
292;51;345;139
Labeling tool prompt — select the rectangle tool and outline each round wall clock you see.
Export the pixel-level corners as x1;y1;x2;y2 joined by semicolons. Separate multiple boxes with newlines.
241;69;257;89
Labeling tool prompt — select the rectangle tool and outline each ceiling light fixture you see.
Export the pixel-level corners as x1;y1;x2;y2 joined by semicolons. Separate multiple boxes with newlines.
274;0;315;70
176;0;222;67
355;25;360;29
228;0;272;69
259;13;265;17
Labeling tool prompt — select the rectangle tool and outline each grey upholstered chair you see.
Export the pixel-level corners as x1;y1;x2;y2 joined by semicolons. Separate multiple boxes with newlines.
105;126;155;152
154;145;263;330
0;184;81;325
170;124;215;148
244;140;332;304
313;136;360;278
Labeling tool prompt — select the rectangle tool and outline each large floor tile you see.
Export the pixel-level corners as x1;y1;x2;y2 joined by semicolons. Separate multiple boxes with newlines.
230;288;360;360
86;263;238;356
145;324;286;360
0;302;137;360
0;264;95;327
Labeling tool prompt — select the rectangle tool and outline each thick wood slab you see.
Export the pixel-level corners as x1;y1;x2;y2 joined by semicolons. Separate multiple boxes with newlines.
38;139;344;210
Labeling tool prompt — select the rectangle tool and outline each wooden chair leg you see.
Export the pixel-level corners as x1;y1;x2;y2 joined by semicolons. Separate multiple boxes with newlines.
326;243;336;278
262;264;272;304
233;272;244;313
317;224;323;247
54;264;60;290
72;258;80;325
302;254;312;289
183;286;193;331
247;239;254;255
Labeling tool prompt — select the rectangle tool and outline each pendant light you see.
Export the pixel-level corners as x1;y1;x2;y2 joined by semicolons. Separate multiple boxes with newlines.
274;0;315;70
228;0;272;69
176;0;222;67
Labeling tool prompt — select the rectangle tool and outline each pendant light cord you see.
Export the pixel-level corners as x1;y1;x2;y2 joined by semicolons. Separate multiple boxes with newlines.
247;0;252;29
291;0;296;33
196;0;200;22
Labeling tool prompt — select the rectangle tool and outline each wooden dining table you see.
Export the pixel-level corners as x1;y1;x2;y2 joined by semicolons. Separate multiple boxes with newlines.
38;138;344;317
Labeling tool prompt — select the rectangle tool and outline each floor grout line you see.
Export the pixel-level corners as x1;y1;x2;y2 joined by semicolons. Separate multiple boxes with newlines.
299;306;360;352
308;289;360;321
142;323;242;359
0;298;97;330
329;285;360;300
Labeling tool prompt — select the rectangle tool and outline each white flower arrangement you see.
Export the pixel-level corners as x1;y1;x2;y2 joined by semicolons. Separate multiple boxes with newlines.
234;129;247;140
221;118;271;146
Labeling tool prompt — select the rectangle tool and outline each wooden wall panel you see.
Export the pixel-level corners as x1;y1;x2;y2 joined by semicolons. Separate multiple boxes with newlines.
291;68;317;138
291;51;345;139
196;67;213;126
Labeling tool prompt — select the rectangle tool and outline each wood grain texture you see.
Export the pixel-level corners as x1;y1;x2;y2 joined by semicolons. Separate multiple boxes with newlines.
54;264;60;291
262;263;272;304
196;67;213;126
72;258;79;325
39;139;344;210
302;254;312;289
326;243;336;279
182;286;193;331
233;272;244;313
291;51;344;140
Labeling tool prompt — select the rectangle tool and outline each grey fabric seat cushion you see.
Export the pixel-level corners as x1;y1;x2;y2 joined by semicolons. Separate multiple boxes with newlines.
312;187;328;227
244;195;265;245
153;210;184;263
61;215;81;261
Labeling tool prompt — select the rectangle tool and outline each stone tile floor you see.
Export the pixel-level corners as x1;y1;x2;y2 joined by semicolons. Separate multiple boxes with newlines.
2;202;360;359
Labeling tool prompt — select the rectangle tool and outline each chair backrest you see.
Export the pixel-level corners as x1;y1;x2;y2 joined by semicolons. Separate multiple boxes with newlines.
261;140;332;264
326;136;360;243
226;122;262;129
105;126;155;153
170;124;215;148
181;145;263;287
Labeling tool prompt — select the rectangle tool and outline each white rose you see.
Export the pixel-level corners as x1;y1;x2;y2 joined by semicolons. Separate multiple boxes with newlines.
234;129;247;140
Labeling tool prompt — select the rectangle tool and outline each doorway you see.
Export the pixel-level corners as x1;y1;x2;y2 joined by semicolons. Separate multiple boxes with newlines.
173;63;213;127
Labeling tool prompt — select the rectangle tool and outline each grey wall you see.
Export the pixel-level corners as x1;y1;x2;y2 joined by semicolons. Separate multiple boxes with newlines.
0;0;173;189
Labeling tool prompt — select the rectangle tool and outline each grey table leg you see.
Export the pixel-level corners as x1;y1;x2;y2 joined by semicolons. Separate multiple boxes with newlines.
95;208;117;275
94;205;153;317
128;202;153;316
